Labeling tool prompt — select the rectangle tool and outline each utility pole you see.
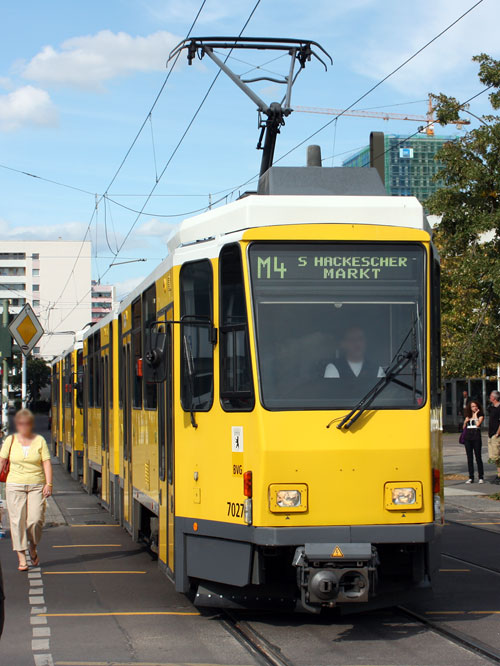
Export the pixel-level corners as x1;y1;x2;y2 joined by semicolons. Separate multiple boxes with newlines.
1;300;9;433
22;355;27;408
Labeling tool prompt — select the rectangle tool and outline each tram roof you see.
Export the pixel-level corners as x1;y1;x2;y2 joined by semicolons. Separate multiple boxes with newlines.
82;191;429;342
166;193;429;255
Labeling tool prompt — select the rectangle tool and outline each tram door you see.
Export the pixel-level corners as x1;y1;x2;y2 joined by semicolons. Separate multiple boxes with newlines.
158;309;175;573
101;354;110;505
123;342;133;529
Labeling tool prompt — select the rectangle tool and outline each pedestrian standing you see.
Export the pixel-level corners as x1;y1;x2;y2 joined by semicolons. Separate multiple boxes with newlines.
463;400;484;484
488;390;500;484
0;409;53;571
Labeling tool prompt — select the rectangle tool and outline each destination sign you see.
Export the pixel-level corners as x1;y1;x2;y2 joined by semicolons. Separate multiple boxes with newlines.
249;244;423;282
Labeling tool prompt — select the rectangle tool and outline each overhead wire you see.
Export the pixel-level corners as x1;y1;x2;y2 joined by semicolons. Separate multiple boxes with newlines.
271;0;486;166
0;162;94;196
105;0;263;265
45;0;209;322
204;0;487;206
52;0;263;332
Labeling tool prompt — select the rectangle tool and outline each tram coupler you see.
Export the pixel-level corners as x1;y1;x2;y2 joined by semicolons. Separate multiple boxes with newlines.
293;543;378;612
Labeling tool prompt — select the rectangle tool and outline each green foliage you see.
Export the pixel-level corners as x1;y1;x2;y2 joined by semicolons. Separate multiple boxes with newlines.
428;54;500;377
10;356;51;402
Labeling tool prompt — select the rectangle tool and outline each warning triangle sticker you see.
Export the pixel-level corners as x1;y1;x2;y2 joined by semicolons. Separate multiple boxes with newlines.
331;546;344;558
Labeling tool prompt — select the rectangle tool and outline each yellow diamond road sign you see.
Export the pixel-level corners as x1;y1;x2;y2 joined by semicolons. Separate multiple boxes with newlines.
8;304;44;356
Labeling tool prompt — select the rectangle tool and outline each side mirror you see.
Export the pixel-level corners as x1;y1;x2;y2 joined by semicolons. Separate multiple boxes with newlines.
144;322;168;384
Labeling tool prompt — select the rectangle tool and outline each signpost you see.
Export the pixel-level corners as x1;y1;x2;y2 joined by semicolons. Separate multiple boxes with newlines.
8;304;44;408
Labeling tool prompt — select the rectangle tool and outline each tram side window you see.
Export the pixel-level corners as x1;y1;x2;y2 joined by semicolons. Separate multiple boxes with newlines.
87;338;94;407
94;334;101;408
76;350;84;409
109;326;114;409
132;298;142;408
52;370;59;406
180;260;214;412
220;244;254;411
118;315;123;408
64;357;72;407
143;285;157;409
431;253;442;408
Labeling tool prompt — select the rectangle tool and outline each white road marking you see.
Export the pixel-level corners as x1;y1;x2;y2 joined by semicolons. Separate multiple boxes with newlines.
25;555;54;666
33;655;54;666
30;596;46;604
31;616;48;625
33;627;51;637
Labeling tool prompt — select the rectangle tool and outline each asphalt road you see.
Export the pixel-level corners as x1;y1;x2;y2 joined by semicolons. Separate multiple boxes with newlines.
0;436;499;665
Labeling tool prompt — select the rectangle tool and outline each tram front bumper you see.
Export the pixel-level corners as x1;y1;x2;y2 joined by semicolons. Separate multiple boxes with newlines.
293;543;377;610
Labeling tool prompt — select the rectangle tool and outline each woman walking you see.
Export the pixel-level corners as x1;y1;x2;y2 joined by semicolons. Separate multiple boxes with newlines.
463;400;485;484
0;409;53;571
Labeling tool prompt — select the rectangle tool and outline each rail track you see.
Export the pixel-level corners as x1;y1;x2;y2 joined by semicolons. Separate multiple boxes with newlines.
399;606;500;665
221;612;292;666
220;602;500;666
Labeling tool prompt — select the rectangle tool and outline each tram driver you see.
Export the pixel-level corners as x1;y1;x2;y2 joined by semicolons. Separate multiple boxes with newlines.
324;325;385;388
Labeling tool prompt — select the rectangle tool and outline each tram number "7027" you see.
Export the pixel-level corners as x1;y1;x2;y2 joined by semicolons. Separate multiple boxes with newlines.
227;501;245;518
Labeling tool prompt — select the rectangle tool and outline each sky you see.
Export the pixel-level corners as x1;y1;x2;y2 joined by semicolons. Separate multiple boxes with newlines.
1;0;499;300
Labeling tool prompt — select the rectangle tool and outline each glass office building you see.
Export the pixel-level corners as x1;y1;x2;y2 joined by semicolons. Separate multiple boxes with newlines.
343;134;456;203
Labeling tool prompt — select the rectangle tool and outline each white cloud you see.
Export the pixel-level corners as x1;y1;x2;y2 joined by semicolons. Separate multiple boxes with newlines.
115;275;146;300
0;218;87;240
350;0;499;96
22;30;180;91
136;218;174;240
0;85;58;131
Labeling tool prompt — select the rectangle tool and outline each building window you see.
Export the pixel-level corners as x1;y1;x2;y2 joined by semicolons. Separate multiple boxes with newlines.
0;283;25;291
32;284;39;292
33;347;40;354
32;269;39;277
0;267;25;276
33;300;40;307
0;253;25;260
32;253;39;260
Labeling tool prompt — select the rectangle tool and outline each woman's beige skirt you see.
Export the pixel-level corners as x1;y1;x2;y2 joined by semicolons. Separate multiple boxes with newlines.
5;484;46;551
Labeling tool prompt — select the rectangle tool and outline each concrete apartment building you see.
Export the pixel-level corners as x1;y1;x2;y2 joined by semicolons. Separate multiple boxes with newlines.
91;281;116;322
0;240;91;359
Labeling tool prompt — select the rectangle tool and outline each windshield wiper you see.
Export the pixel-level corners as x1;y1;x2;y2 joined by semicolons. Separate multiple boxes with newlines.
328;350;419;431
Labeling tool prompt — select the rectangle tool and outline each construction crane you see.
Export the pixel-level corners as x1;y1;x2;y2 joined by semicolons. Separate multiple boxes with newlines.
293;94;470;136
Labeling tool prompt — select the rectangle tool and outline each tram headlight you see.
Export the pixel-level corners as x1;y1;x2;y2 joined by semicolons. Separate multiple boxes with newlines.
391;487;416;505
269;484;308;512
277;490;301;507
384;482;422;510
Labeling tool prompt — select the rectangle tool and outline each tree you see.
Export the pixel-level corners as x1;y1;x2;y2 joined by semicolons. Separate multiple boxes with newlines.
428;54;500;377
10;356;51;403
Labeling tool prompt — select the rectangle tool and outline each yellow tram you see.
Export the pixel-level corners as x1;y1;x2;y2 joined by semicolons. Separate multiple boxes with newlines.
51;335;84;480
51;163;443;612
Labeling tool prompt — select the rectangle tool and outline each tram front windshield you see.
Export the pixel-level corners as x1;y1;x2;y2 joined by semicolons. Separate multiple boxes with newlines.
248;243;426;410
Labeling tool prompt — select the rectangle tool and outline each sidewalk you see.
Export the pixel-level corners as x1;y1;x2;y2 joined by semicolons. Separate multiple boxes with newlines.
443;431;500;524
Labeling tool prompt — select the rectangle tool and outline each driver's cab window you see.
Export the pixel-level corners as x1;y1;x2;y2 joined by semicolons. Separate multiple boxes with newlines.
180;260;214;411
